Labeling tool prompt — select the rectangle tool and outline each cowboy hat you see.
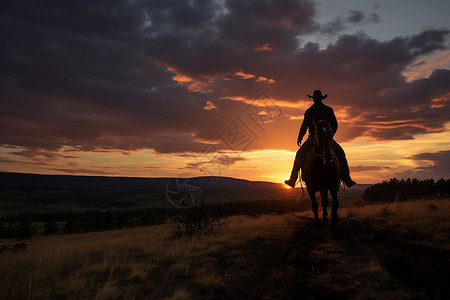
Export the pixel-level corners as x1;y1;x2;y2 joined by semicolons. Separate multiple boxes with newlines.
307;90;328;100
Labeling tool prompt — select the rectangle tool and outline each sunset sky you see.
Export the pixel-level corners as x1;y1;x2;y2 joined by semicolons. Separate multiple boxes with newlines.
1;0;449;184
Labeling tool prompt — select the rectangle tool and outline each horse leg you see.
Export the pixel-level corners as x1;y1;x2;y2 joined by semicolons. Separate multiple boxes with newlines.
321;190;328;225
330;187;339;230
308;189;320;228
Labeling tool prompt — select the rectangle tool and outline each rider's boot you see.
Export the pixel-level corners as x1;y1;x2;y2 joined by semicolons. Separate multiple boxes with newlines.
344;177;356;188
342;173;356;188
284;178;296;188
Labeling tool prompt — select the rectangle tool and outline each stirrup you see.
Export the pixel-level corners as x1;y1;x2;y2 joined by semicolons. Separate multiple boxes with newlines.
340;180;346;191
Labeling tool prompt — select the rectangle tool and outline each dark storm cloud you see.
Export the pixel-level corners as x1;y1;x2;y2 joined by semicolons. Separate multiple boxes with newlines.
261;31;450;142
347;10;365;24
318;17;347;36
0;0;238;157
410;150;450;169
372;4;382;10
368;13;381;24
185;155;247;170
318;9;381;35
1;0;318;157
393;150;450;179
351;165;390;172
347;10;381;25
213;30;449;144
0;0;449;159
141;0;317;77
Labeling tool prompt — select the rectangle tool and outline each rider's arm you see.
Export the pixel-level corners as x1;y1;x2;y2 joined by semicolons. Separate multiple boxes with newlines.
298;110;309;142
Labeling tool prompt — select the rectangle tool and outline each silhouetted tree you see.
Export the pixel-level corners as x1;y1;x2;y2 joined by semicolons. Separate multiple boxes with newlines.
362;177;450;203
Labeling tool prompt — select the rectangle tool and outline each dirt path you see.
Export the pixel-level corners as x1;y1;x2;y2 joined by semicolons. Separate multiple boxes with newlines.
201;216;450;300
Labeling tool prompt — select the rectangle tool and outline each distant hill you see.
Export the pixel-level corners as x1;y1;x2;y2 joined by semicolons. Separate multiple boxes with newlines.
0;172;283;191
0;172;370;215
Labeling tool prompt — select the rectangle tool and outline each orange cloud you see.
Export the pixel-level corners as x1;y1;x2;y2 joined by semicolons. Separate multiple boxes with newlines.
221;95;309;109
287;115;303;120
256;76;276;84
234;70;255;80
193;137;220;144
430;92;450;108
156;62;212;93
233;69;276;84
203;100;218;110
253;43;273;51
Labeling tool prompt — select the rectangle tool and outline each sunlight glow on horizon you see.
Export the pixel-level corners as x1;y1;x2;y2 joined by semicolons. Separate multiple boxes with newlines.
2;123;449;184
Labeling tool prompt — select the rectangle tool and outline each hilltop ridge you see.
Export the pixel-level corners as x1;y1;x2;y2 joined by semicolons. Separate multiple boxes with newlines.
0;172;283;191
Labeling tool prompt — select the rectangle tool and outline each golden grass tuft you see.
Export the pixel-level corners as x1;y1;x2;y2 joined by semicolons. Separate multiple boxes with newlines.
94;281;119;300
194;260;223;290
163;288;191;300
60;273;88;299
128;260;152;282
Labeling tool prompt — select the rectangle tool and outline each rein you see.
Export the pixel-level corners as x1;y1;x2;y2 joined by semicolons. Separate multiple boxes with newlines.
314;123;335;167
297;176;306;197
313;130;323;158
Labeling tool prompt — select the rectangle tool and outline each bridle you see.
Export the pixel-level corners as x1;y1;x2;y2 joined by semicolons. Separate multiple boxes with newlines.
314;132;323;158
313;130;323;158
313;121;334;163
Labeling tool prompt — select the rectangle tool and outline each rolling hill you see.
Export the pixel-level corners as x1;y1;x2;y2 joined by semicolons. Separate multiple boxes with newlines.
0;172;283;191
0;172;369;215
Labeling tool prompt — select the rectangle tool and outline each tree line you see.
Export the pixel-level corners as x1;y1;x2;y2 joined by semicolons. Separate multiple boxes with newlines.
362;178;450;203
0;198;307;239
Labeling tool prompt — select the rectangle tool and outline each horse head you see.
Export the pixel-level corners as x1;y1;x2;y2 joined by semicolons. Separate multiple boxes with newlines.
313;118;334;164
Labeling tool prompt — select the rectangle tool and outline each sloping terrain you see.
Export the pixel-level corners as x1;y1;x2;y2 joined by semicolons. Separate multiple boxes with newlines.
1;199;448;299
212;216;449;299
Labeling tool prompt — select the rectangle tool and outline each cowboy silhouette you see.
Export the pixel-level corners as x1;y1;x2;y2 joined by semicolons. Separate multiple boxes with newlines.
285;90;356;188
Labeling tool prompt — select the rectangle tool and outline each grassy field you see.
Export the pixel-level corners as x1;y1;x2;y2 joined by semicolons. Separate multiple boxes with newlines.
1;198;449;299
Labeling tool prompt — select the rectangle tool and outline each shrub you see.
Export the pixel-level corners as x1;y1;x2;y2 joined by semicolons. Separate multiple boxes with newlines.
44;221;58;235
172;196;223;237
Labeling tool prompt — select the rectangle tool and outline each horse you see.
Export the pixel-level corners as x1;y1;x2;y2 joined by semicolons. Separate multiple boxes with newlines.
302;119;341;230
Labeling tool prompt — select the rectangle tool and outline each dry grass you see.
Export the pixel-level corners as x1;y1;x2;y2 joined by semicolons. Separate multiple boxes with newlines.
193;260;223;289
340;198;450;248
294;198;450;246
0;214;293;299
1;199;448;299
163;288;190;300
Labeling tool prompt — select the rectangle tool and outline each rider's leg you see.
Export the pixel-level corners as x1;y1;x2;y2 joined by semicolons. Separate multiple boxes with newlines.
285;138;313;188
332;141;356;187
